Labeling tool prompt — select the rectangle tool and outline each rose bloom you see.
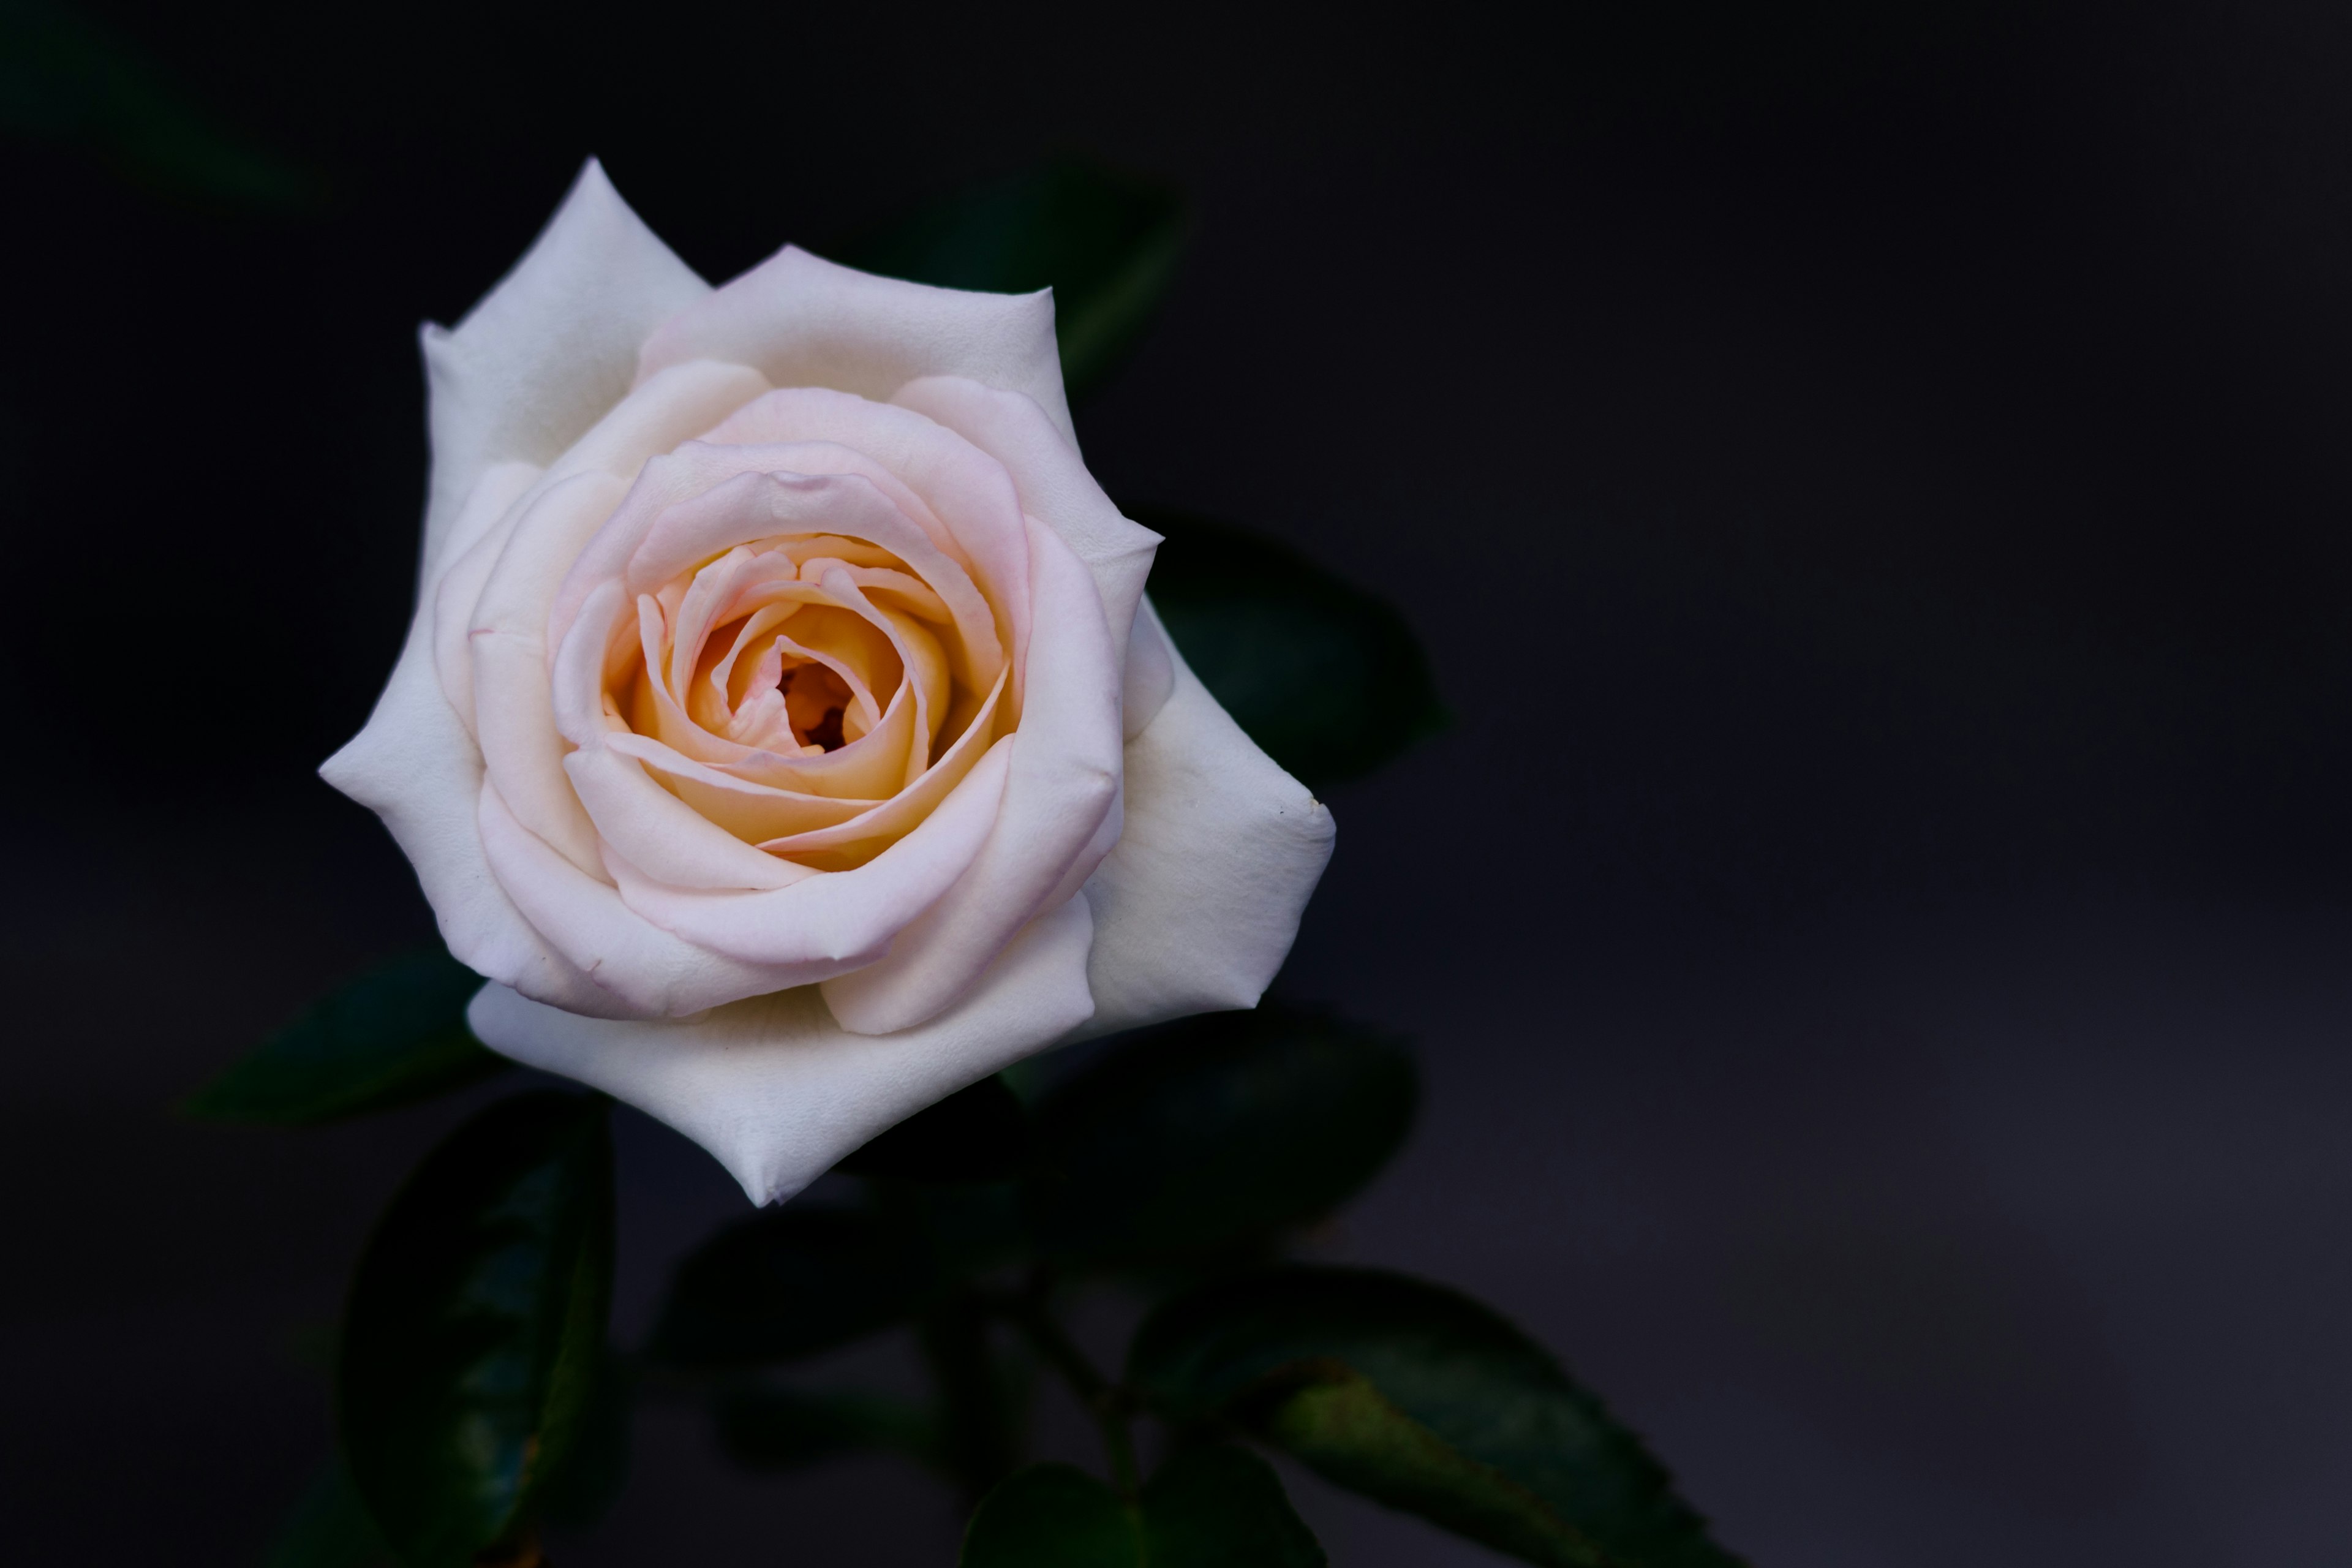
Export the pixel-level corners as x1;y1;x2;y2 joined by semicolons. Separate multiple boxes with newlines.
323;164;1333;1204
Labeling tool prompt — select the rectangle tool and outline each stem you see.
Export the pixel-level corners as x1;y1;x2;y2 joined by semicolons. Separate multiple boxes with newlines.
1004;1283;1140;1499
918;1293;1019;1509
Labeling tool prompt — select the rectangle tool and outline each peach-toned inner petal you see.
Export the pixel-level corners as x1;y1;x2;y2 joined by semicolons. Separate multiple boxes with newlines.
593;462;1014;872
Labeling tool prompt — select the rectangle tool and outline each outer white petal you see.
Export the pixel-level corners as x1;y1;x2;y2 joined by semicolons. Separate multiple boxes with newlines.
1079;613;1335;1036
891;375;1160;659
635;246;1073;445
319;590;624;1019
418;159;709;586
469;892;1098;1205
1120;595;1177;740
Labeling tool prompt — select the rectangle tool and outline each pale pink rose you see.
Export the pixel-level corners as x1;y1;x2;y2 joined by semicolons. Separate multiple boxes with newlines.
322;163;1335;1204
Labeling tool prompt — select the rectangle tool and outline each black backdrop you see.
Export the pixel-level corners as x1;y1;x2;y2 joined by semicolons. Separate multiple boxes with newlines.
10;1;2352;1561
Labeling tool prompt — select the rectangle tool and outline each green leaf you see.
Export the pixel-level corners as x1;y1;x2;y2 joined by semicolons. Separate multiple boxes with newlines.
338;1091;615;1568
837;1073;1032;1183
1027;1005;1415;1264
647;1205;940;1368
837;159;1188;401
1137;508;1447;792
960;1464;1137;1567
184;947;507;1124
535;1349;635;1531
959;1449;1327;1568
1259;1373;1605;1567
262;1457;396;1568
1140;1444;1326;1568
715;1386;943;1472
1127;1268;1744;1568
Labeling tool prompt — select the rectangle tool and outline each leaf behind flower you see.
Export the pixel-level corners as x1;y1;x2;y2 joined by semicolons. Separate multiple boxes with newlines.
1137;508;1448;793
835;159;1188;402
1026;1005;1417;1266
835;1073;1033;1183
339;1090;615;1568
183;946;508;1125
1128;1267;1746;1568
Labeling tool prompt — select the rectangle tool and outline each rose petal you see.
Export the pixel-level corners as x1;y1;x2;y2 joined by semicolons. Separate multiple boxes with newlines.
319;611;626;1019
636;246;1072;445
1076;614;1336;1036
1120;593;1177;740
430;461;541;736
467;891;1096;1207
477;780;842;1014
418;160;708;588
628;464;999;702
684;392;1037;679
609;737;1011;968
892;375;1161;660
469;470;630;875
822;517;1121;1035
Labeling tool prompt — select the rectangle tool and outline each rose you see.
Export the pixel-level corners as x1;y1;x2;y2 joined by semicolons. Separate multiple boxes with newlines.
322;162;1335;1204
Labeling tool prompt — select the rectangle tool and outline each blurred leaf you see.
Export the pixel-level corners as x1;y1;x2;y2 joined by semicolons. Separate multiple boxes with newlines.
185;947;507;1125
0;0;315;208
1137;508;1447;791
1028;1005;1415;1264
1259;1373;1605;1567
339;1091;615;1568
715;1385;943;1472
1140;1444;1325;1567
839;159;1187;400
535;1349;635;1532
837;1074;1032;1183
959;1448;1325;1567
647;1205;940;1368
1128;1267;1744;1568
261;1457;396;1568
960;1463;1136;1567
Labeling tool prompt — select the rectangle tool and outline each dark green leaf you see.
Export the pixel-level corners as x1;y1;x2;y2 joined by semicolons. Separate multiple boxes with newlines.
1028;1005;1415;1264
1141;1444;1325;1568
958;1449;1326;1568
184;947;507;1124
715;1386;943;1472
1127;1268;1745;1568
262;1457;396;1568
960;1464;1138;1568
647;1205;939;1367
837;1074;1032;1183
1138;508;1447;792
1259;1373;1604;1567
535;1350;635;1532
837;159;1188;401
339;1091;615;1568
0;0;316;208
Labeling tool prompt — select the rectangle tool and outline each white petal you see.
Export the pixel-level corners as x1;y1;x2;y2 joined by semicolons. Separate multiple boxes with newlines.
476;780;840;1016
418;160;709;589
1078;619;1336;1036
468;891;1098;1205
1120;593;1177;740
822;518;1121;1035
319;608;624;1018
892;375;1160;659
469;471;630;875
606;738;1011;970
430;462;542;736
636;246;1072;445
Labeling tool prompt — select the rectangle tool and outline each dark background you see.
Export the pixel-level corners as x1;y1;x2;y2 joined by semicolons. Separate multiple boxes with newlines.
9;0;2352;1561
